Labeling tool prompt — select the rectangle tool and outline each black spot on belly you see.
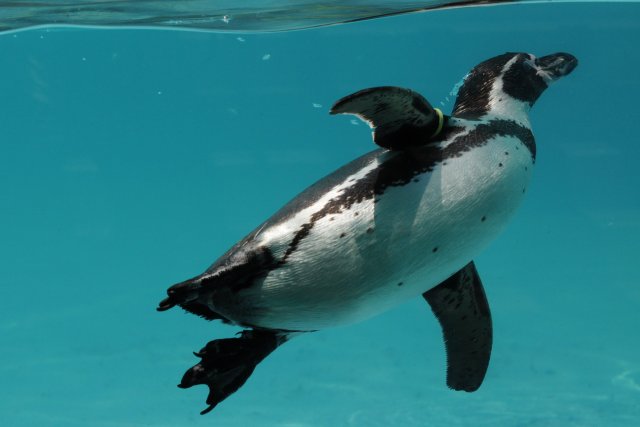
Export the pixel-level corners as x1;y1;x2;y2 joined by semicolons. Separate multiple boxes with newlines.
504;151;509;156
481;216;487;222
397;282;404;287
340;233;346;238
498;163;503;167
432;247;439;253
366;227;374;234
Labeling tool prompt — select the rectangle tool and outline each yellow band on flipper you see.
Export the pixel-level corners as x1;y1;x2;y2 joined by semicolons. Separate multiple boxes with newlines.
432;108;444;138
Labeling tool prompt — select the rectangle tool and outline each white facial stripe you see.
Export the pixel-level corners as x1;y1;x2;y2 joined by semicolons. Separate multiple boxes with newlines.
523;55;537;71
485;54;532;127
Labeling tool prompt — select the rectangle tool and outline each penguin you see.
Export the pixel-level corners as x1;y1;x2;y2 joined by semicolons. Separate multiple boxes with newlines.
157;52;578;414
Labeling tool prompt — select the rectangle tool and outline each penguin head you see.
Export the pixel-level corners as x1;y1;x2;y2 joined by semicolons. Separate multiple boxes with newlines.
529;53;578;83
453;52;578;120
501;52;578;105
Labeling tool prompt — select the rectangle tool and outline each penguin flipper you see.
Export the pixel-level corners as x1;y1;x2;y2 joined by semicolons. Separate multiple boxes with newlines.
330;86;445;150
178;329;289;414
423;261;492;392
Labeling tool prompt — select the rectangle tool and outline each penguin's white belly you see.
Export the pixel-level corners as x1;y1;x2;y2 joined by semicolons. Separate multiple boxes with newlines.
238;135;533;331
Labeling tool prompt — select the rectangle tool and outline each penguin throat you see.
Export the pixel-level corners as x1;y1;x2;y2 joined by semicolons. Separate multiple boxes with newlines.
485;93;532;126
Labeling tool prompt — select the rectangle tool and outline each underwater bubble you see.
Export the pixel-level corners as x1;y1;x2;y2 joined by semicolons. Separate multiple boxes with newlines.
450;74;467;97
440;73;468;109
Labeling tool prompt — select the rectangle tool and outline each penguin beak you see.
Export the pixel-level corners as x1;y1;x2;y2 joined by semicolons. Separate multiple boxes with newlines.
535;53;578;81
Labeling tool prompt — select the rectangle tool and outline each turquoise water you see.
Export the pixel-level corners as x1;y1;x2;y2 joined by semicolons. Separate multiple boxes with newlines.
1;3;639;426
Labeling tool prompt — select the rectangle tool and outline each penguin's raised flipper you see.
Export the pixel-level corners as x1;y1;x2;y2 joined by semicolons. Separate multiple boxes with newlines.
330;86;446;150
423;261;492;392
179;329;289;414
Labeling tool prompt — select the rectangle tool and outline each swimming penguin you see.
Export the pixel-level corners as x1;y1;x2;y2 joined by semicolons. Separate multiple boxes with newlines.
157;52;578;414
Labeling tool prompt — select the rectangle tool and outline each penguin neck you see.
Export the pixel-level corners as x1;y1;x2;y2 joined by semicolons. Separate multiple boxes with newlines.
452;92;532;127
484;92;532;127
452;67;535;127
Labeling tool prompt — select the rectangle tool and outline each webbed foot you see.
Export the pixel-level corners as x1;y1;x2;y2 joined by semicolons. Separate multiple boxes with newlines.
178;329;288;414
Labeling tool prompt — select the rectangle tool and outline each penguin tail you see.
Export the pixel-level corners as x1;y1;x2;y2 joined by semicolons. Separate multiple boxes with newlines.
157;247;277;321
178;329;291;414
157;275;231;322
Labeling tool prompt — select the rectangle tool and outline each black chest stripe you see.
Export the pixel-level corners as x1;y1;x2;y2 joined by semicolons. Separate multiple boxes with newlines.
445;119;535;161
278;119;534;265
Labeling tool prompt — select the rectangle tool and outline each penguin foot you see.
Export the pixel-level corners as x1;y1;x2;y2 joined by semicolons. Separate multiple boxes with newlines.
178;329;287;414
